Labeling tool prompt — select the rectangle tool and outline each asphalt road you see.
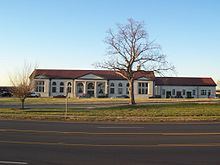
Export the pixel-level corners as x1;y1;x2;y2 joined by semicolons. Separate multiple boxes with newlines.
0;120;220;165
0;103;128;109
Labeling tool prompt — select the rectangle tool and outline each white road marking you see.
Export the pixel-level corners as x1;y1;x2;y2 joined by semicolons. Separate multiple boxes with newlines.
97;126;144;129
0;161;28;164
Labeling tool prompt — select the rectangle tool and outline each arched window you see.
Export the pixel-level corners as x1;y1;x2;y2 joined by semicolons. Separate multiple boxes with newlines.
52;82;57;93
126;83;129;94
67;82;72;93
87;83;94;90
97;82;104;94
87;82;95;97
60;82;64;93
118;82;123;94
110;83;115;94
77;82;84;94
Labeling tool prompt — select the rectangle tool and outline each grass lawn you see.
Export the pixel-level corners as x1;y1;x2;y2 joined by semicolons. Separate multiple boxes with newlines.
0;97;220;122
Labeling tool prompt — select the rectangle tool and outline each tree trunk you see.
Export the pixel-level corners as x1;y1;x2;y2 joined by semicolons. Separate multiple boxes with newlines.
128;79;136;105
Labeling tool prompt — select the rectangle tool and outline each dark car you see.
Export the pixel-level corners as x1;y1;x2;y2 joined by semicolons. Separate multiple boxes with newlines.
0;91;13;97
116;95;129;98
53;95;66;98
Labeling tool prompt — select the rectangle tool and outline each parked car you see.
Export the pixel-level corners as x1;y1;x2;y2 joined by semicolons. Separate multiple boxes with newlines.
53;95;66;98
116;95;129;98
0;91;12;97
27;92;40;97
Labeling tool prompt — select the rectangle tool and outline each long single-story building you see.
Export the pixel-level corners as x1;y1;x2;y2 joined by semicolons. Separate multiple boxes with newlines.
155;77;216;98
30;69;216;98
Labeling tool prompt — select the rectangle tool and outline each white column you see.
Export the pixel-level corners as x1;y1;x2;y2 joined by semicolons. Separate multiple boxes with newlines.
83;81;87;95
73;80;76;97
105;81;108;95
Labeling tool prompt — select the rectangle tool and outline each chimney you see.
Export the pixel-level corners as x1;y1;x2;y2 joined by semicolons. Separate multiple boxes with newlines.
137;64;141;71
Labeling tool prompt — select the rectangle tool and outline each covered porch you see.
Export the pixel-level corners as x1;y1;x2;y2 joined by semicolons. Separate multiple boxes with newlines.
73;80;108;98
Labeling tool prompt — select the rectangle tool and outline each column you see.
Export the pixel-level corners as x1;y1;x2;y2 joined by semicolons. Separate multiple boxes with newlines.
73;80;76;97
105;81;108;96
83;81;87;95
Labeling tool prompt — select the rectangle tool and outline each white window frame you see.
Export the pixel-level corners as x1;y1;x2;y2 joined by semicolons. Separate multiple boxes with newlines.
138;82;148;95
35;81;44;92
52;82;57;93
60;82;64;93
110;83;115;94
118;82;123;95
201;90;207;95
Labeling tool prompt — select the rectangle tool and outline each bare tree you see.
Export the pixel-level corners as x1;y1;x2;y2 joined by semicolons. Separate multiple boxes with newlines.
96;18;174;104
9;62;37;109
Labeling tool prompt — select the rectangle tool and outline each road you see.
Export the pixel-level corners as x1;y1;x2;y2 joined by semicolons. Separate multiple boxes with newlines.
0;103;128;109
0;120;220;165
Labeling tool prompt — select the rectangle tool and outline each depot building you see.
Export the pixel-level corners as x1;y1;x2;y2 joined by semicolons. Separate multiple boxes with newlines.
30;69;216;99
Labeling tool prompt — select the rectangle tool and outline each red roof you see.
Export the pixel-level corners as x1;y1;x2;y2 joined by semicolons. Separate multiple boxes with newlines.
30;69;155;80
155;77;216;86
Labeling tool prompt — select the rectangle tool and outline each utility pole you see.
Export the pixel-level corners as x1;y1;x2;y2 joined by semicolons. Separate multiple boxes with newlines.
65;88;69;120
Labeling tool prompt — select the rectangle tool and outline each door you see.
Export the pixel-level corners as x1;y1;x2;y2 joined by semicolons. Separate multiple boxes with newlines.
186;91;192;98
166;91;171;98
176;91;182;98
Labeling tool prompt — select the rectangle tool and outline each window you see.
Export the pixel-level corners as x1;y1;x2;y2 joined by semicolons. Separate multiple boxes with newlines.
208;90;211;96
201;90;207;95
172;89;175;95
118;83;123;94
97;82;105;94
162;89;165;95
67;82;72;93
193;90;196;95
52;82;56;93
110;83;115;94
35;81;44;92
126;83;129;94
60;82;64;93
77;83;83;94
88;83;94;90
182;89;186;95
138;82;148;95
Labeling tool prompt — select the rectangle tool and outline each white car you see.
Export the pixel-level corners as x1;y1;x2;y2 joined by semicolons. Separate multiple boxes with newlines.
27;92;41;97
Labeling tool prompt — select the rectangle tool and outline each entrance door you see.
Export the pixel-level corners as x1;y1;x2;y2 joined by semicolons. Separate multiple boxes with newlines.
166;91;171;98
87;82;94;97
176;91;182;98
186;91;192;98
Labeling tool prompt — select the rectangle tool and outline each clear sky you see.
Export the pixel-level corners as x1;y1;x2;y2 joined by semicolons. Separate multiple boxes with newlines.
0;0;220;86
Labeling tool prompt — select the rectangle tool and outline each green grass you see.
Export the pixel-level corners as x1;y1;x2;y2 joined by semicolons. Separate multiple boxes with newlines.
1;101;220;122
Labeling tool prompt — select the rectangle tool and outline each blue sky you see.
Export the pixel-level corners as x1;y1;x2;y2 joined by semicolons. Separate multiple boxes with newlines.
0;0;220;85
